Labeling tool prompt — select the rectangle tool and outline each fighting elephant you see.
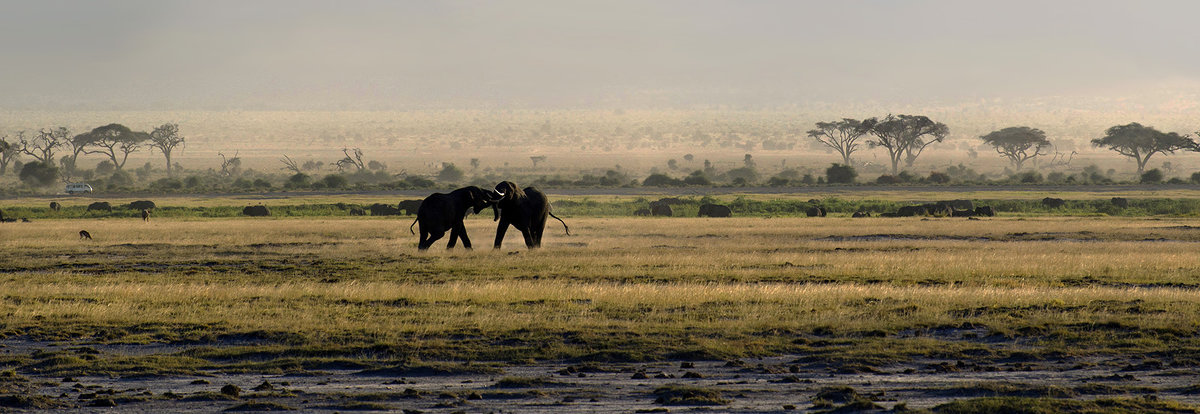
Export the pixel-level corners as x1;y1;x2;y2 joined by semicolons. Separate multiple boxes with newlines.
492;181;570;249
412;186;495;250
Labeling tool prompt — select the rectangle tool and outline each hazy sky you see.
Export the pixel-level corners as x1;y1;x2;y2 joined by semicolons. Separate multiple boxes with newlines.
1;0;1198;110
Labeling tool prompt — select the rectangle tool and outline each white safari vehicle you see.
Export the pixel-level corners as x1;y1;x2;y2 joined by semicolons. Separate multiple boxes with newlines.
65;183;94;194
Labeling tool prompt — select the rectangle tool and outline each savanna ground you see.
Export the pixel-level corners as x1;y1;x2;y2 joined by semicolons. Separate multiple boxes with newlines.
4;191;1200;412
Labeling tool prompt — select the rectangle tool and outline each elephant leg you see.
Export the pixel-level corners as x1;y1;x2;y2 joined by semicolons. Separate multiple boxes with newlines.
456;223;473;249
447;226;460;249
422;230;445;250
532;220;546;247
521;228;535;248
418;231;431;250
494;222;509;248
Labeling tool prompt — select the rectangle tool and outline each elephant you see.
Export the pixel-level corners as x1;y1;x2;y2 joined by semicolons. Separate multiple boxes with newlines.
398;199;423;215
129;200;156;210
937;200;974;212
698;204;732;217
370;203;403;216
922;203;953;217
805;206;826;217
87;202;112;212
1042;197;1066;208
492;181;570;249
49;202;61;212
974;206;996;217
852;211;872;218
412;186;496;250
633;208;651;216
1111;197;1129;208
242;205;271;216
895;205;928;217
650;203;673;217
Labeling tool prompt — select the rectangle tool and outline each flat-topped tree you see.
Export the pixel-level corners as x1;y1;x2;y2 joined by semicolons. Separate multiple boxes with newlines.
980;126;1051;169
807;118;868;165
148;123;184;176
1091;123;1197;174
863;114;949;174
78;124;151;170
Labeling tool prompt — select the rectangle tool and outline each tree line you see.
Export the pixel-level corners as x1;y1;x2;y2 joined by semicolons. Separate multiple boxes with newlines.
808;115;1200;175
0;123;183;186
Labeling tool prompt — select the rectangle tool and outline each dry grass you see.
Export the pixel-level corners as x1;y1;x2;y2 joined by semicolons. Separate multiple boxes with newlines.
3;215;1200;364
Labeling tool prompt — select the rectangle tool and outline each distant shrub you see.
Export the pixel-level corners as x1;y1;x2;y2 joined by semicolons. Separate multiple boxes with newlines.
825;164;857;184
927;171;950;184
643;173;681;187
1140;169;1164;184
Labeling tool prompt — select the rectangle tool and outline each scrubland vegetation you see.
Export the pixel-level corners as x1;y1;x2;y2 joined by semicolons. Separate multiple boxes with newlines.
2;110;1199;197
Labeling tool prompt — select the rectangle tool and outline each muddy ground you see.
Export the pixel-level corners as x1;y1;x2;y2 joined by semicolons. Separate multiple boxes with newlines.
2;339;1197;413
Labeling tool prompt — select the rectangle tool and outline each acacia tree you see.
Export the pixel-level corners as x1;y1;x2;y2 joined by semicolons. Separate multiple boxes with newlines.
1091;123;1197;174
807;118;868;165
18;127;69;164
148;123;184;176
979;126;1051;169
863;114;949;174
79;124;150;170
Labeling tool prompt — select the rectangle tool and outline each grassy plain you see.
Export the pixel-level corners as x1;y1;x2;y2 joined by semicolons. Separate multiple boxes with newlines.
4;209;1200;411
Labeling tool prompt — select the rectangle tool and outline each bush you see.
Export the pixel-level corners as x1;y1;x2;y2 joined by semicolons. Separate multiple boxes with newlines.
927;171;950;184
322;174;348;189
825;164;857;184
1141;168;1164;184
286;173;311;189
437;162;464;182
109;170;134;188
18;161;59;187
876;174;901;185
643;173;681;187
725;167;759;185
683;170;711;186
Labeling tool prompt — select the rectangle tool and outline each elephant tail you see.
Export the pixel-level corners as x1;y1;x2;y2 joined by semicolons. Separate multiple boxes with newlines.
549;212;570;236
409;218;418;235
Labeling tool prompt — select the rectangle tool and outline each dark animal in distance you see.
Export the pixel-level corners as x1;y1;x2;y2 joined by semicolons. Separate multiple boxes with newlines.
655;197;684;205
852;211;871;218
1111;197;1129;208
1042;197;1066;208
974;206;996;217
492;181;570;249
922;203;953;217
349;207;366;216
649;203;673;217
141;209;150;222
397;199;423;216
242;205;271;217
697;204;732;217
79;230;92;240
413;186;496;250
49;202;61;212
370;203;403;216
128;200;156;210
633;208;651;216
87;202;112;212
896;205;929;217
805;206;826;217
